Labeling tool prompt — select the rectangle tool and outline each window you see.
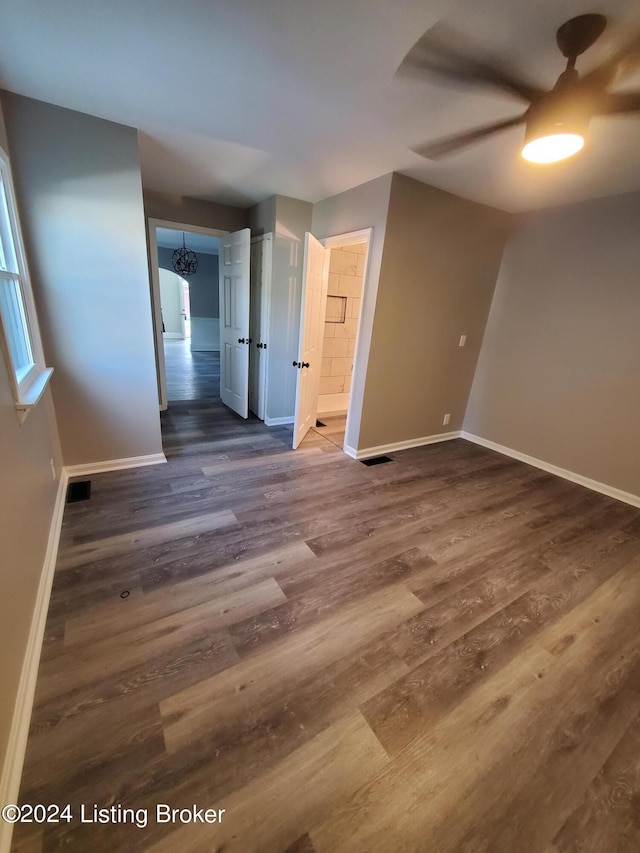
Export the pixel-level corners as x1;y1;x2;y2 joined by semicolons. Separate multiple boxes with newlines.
0;147;52;422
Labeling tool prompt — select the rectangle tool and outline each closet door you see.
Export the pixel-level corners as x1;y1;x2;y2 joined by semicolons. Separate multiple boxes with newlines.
249;234;272;420
219;228;251;418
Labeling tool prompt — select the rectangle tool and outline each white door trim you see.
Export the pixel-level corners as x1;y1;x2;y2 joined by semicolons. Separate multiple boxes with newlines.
147;218;228;411
321;228;373;249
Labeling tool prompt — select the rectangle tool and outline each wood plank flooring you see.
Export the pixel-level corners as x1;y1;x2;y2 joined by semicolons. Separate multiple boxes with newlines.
311;415;346;449
11;387;640;851
163;339;219;402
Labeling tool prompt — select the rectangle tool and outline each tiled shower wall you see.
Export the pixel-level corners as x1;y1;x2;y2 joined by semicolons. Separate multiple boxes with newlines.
318;243;365;414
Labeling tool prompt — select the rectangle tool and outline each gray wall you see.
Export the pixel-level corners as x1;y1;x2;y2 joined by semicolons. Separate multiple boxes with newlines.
464;190;640;498
358;174;512;450
2;93;162;465
158;247;219;317
144;188;246;232
247;196;277;237
312;173;394;449
0;100;63;789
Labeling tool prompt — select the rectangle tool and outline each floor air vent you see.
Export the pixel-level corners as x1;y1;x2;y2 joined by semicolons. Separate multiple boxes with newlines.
315;420;326;427
66;480;91;503
361;455;393;466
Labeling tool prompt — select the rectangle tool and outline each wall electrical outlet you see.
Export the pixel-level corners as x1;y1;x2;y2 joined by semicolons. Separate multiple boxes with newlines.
459;335;467;347
443;413;451;426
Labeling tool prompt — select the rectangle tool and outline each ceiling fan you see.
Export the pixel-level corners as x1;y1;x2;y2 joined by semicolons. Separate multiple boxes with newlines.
399;14;640;163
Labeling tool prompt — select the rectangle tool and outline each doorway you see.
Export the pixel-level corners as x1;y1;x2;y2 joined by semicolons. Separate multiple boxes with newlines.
293;229;372;454
148;219;226;408
313;240;366;447
158;268;194;402
159;269;189;341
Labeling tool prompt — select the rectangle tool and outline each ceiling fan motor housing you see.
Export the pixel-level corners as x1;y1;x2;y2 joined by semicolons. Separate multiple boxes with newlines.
524;89;590;148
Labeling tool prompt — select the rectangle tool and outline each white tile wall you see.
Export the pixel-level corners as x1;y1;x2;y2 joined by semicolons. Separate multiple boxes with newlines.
319;243;363;413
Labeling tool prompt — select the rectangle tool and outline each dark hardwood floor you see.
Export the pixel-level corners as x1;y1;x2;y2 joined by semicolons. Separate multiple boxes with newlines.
163;338;219;402
10;353;640;852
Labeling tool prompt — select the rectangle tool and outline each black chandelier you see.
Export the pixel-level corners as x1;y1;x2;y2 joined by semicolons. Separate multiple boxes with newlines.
172;233;198;277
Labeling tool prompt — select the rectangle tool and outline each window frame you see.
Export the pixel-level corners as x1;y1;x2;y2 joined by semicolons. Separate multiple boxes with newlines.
0;145;52;423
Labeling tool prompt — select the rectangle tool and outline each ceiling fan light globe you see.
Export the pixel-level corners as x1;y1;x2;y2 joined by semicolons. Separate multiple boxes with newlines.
521;133;585;163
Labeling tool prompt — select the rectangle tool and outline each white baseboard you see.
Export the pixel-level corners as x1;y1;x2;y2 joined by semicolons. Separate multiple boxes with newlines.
461;431;640;509
344;444;358;459
264;415;294;426
0;471;68;853
65;452;167;478
317;409;348;418
354;431;461;460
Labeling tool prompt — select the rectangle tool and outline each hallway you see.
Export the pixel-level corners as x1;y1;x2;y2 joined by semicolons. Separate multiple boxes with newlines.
163;338;219;402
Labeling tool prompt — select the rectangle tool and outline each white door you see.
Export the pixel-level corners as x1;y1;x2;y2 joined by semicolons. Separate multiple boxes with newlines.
219;227;251;418
293;233;328;449
249;234;271;420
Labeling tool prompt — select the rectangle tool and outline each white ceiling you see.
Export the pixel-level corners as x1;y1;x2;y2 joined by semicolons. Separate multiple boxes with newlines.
1;0;639;212
156;228;219;255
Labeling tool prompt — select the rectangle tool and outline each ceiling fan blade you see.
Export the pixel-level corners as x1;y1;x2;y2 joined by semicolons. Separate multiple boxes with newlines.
399;25;546;104
412;115;526;160
581;32;640;88
594;91;640;114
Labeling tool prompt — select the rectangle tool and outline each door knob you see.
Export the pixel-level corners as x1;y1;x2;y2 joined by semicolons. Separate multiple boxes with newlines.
301;362;310;368
238;338;248;344
292;360;302;368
